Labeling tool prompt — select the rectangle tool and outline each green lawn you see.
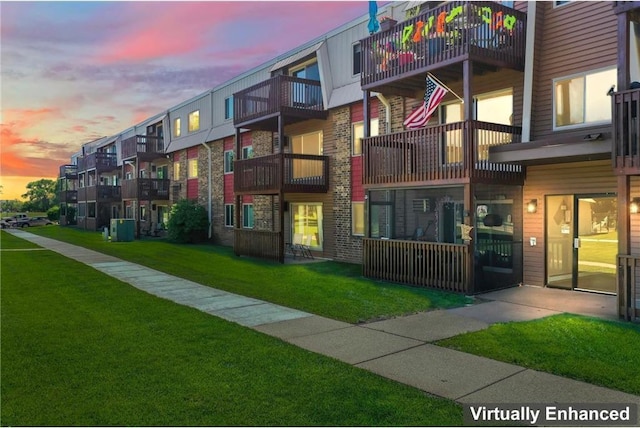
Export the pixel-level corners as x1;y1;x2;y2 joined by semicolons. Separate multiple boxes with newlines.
1;231;41;249
19;227;472;323
1;246;463;426
437;314;640;395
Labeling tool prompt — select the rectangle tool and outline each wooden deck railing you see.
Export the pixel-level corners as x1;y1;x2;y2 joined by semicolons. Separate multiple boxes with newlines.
363;238;471;293
78;152;118;172
58;190;78;203
360;1;526;89
612;87;640;174
233;75;325;126
121;179;170;200
78;185;121;201
363;120;522;185
234;229;283;263
59;164;78;179
234;153;329;194
618;254;639;321
121;135;164;160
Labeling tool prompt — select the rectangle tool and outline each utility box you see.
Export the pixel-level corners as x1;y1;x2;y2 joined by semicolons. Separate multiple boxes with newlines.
110;219;135;242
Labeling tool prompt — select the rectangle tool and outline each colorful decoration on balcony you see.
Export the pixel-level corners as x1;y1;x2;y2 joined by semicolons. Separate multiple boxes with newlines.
403;74;447;129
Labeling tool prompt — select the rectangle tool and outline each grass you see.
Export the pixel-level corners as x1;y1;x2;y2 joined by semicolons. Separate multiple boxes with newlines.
1;245;463;426
0;231;41;249
437;313;640;395
20;227;472;323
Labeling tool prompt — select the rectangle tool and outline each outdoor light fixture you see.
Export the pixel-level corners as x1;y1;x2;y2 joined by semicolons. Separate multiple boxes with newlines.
631;198;640;214
527;199;537;214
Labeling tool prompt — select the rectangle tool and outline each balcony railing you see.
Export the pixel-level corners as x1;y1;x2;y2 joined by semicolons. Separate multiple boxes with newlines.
363;238;471;293
59;164;78;179
78;185;121;201
233;75;326;129
363;120;523;186
612;87;640;174
234;153;329;195
234;229;283;263
121;179;170;200
78;152;117;172
58;190;78;203
360;1;526;90
121;135;164;160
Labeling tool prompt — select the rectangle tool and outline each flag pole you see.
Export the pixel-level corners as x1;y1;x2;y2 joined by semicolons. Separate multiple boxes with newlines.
427;73;464;103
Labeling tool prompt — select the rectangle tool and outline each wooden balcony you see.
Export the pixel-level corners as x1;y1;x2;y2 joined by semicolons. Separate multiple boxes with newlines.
360;1;526;94
233;75;327;131
121;135;164;161
234;229;283;263
363;238;471;293
612;87;640;175
121;179;170;200
58;190;78;203
78;185;121;202
363;120;523;187
59;164;78;179
78;152;117;172
234;153;329;195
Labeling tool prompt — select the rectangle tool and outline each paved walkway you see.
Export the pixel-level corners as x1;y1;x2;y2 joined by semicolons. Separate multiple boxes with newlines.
5;229;640;413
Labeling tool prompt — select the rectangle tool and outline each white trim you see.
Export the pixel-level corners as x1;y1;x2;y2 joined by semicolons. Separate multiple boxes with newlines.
223;150;234;174
522;1;536;142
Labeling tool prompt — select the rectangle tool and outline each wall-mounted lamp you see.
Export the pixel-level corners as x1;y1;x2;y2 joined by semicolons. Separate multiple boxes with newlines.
631;198;640;214
527;199;537;214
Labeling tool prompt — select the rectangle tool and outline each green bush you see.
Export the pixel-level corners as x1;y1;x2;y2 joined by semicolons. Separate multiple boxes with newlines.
167;199;209;243
47;205;60;221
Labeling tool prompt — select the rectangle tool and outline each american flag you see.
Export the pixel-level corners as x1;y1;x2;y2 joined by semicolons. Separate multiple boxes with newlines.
403;75;448;129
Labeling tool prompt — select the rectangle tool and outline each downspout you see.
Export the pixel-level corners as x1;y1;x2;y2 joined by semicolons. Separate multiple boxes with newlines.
375;92;391;133
521;1;537;143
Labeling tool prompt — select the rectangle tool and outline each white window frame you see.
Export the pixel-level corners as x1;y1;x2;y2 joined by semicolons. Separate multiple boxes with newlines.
352;42;361;76
352;201;365;236
188;110;200;132
224;150;234;174
242;204;254;229
242;146;253;159
552;66;616;131
224;204;234;227
188;158;198;179
352;119;379;156
224;97;233;120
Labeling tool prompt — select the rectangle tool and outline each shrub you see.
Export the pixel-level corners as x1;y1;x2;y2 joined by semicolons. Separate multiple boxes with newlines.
47;206;60;221
167;199;209;243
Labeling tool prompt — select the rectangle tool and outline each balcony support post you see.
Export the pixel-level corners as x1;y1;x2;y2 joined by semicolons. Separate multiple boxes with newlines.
278;114;285;264
618;175;632;320
363;90;371;137
234;128;242;248
464;182;475;293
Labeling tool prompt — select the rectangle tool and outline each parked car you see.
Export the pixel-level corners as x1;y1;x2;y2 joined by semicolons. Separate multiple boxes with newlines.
0;218;12;229
25;217;53;227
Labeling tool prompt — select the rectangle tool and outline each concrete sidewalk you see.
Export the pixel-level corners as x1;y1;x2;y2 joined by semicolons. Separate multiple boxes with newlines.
6;229;640;413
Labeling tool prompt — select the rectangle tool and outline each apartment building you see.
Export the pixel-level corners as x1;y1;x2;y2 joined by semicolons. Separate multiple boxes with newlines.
57;1;640;320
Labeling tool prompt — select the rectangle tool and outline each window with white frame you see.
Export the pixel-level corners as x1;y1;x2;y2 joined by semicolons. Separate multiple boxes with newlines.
174;118;181;137
352;118;379;155
352;43;361;76
225;97;233;120
554;67;615;129
188;158;198;178
352;202;365;236
291;203;323;250
225;204;234;227
224;150;234;173
188;110;200;132
242;146;253;159
242;204;254;228
173;161;180;180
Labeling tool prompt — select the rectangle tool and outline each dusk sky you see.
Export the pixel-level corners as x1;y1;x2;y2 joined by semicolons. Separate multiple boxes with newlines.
1;1;376;200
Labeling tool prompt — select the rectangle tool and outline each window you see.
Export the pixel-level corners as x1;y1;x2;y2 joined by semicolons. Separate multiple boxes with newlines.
174;118;181;137
291;203;323;250
554;1;571;6
242;204;254;228
78;203;86;218
352;118;379;155
225;97;233;120
225;204;234;227
352;202;365;236
140;205;147;222
188;110;200;132
188;158;198;178
224;150;234;173
554;67;615;129
242;146;253;159
125;205;132;219
291;131;323;179
88;203;95;218
353;43;361;75
173;162;180;180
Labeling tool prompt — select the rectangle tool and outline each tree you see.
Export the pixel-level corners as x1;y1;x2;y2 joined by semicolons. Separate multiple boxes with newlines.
167;199;209;243
1;199;24;213
21;179;58;212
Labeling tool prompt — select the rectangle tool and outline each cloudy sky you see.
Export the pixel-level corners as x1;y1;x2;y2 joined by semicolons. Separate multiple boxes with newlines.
1;1;375;200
